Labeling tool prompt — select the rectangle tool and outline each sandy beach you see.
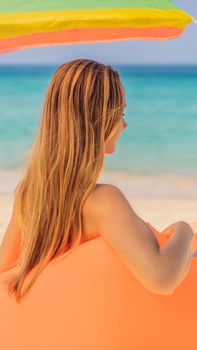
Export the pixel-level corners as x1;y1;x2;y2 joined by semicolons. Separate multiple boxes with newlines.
0;169;196;244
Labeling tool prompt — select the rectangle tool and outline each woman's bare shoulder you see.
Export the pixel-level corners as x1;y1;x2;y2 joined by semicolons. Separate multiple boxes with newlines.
93;183;119;197
86;183;137;239
82;183;119;235
86;183;119;207
92;183;129;213
90;183;122;218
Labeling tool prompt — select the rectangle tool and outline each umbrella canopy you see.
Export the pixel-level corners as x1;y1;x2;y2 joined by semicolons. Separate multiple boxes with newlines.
0;0;196;54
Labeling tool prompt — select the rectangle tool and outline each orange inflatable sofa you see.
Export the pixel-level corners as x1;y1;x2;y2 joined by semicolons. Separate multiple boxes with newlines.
0;222;197;350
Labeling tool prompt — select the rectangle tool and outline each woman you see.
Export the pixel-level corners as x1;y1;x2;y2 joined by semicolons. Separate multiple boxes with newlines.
0;59;197;349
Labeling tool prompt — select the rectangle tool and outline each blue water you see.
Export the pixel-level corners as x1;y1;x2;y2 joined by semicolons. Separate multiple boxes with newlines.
0;64;197;176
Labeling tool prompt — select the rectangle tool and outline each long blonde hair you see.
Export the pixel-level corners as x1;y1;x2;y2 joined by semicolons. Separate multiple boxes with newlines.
4;58;125;303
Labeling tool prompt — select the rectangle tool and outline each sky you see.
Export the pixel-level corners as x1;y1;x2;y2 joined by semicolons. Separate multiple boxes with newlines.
0;0;196;65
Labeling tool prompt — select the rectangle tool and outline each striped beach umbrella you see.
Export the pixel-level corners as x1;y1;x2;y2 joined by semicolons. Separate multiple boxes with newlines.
0;0;196;54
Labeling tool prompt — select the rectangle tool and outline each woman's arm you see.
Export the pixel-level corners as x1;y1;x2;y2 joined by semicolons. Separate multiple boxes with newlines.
93;184;195;295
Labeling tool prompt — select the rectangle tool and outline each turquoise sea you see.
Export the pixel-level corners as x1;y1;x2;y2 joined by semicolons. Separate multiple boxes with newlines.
0;64;197;196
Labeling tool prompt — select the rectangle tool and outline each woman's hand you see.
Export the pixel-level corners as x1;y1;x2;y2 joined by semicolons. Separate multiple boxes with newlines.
160;221;181;238
160;221;197;258
161;221;197;237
